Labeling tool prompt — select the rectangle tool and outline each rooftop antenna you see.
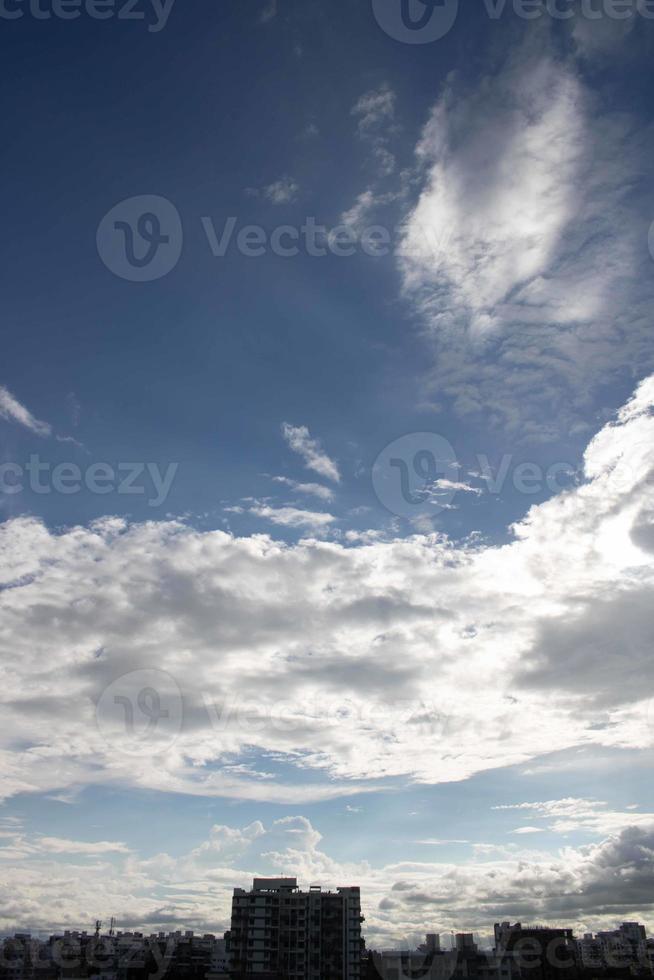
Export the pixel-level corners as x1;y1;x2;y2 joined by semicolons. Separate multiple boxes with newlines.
109;918;115;937
95;920;102;939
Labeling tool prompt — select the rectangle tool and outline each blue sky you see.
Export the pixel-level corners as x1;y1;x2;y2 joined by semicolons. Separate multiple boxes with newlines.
1;0;654;950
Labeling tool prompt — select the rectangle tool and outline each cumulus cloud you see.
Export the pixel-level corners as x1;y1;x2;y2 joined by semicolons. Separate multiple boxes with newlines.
0;377;652;808
0;385;51;437
378;824;654;942
1;815;653;945
281;422;341;482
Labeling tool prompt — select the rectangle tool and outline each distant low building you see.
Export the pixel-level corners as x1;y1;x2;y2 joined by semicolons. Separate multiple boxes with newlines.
367;934;517;980
575;922;652;975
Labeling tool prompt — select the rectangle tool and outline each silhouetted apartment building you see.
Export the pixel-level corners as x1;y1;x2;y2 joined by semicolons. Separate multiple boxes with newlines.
228;877;363;979
576;923;652;975
494;923;577;980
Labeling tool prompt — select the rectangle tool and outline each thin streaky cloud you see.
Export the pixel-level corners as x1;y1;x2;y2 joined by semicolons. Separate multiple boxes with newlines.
281;422;341;483
271;476;335;502
413;838;470;845
244;177;299;204
0;384;51;437
249;503;336;529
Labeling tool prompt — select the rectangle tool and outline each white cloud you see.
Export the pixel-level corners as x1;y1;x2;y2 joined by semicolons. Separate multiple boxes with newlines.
264;177;299;204
497;799;654;837
36;837;131;855
397;34;654;436
339;83;409;229
346;83;399;223
427;478;482;497
0;830;131;860
281;422;341;482
249;503;336;529
271;476;334;502
0;385;51;437
0;377;652;807
352;84;396;137
340;189;378;230
188;821;265;863
402;57;585;336
1;816;653;945
413;839;470;845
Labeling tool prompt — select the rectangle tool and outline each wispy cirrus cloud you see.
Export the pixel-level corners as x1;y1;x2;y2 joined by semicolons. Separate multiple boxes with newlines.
247;177;299;205
352;84;396;136
36;836;131;855
249;503;336;529
0;384;51;437
341;83;403;228
281;422;341;482
412;838;470;845
496;798;654;837
397;30;654;439
271;476;334;502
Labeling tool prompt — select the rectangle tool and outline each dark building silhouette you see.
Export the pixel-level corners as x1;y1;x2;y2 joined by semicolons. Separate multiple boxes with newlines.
228;877;363;979
493;923;578;980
